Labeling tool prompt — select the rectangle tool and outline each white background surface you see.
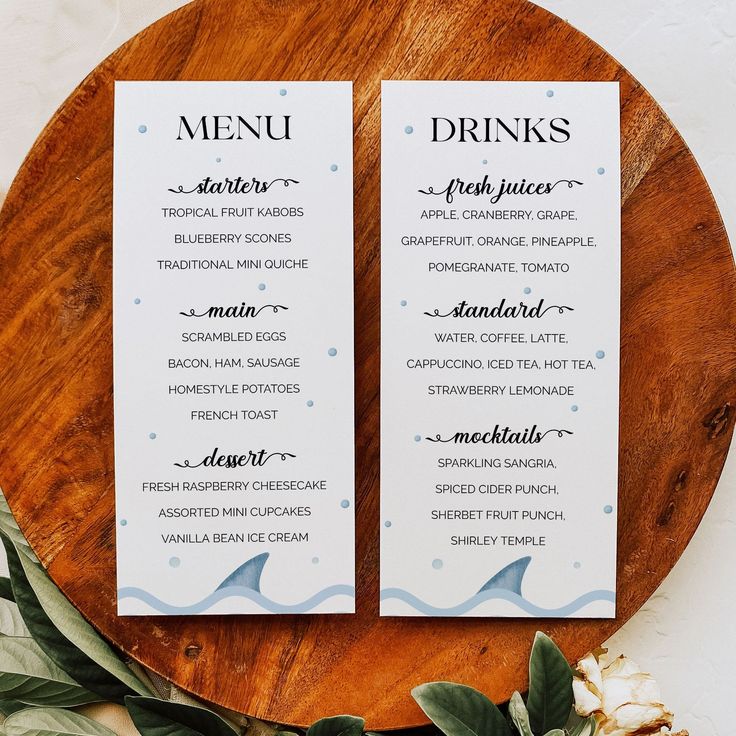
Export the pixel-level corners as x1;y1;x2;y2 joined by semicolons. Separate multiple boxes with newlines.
0;1;734;732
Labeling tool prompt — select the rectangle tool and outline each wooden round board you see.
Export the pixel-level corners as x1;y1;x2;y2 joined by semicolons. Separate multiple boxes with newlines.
1;0;735;728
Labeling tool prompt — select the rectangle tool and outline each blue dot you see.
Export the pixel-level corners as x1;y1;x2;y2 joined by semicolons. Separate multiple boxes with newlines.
414;434;422;442
596;350;605;359
258;282;266;291
432;559;443;570
400;299;407;307
306;400;314;407
328;347;337;357
597;167;606;175
604;505;613;514
169;557;181;568
571;405;579;412
573;561;581;569
134;297;141;305
138;124;147;133
149;432;157;440
523;287;531;295
279;88;287;96
384;520;392;528
330;164;338;172
482;159;488;165
340;499;350;509
404;125;414;134
546;90;554;98
120;519;128;527
312;556;319;564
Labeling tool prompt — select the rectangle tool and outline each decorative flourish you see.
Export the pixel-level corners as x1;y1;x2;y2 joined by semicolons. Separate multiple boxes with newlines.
425;429;573;443
417;176;584;204
424;306;466;318
417;185;441;196
178;304;288;318
553;178;584;190
538;428;574;440
167;176;299;194
423;302;574;318
425;434;457;443
418;180;584;196
174;452;296;469
539;303;573;316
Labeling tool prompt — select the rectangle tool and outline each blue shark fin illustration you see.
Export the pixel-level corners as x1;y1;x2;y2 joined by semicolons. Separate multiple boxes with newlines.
477;556;531;595
215;552;269;593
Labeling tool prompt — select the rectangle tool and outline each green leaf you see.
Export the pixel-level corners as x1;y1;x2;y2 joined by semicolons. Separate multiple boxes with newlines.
307;716;365;736
0;495;38;563
3;706;117;735
526;633;573;735
0;636;102;707
0;699;27;716
543;731;565;736
508;692;533;736
568;716;596;736
1;531;151;701
412;682;512;736
0;599;31;638
125;695;238;736
0;576;14;602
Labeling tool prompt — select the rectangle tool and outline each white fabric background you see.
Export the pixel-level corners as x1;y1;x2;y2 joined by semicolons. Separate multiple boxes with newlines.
0;1;734;733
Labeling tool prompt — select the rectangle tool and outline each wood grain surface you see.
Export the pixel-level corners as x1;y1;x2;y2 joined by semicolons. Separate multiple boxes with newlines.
0;0;735;728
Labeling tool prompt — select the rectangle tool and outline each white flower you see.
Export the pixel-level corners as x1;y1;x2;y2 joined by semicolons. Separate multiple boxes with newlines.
572;651;675;736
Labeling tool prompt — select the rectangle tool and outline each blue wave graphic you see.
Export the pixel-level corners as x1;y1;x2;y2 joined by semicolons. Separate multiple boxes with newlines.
380;587;615;617
118;584;355;614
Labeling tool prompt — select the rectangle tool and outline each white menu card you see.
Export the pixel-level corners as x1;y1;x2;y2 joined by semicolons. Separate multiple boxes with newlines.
113;81;355;615
380;81;620;618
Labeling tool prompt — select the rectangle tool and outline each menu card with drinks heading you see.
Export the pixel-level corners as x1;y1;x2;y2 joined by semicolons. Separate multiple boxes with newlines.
380;81;620;618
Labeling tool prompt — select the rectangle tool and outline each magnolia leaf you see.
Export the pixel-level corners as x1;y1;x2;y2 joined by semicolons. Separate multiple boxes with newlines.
412;682;512;736
125;695;238;736
543;731;565;736
0;699;27;716
568;716;596;736
0;636;102;707
508;692;533;736
0;599;31;638
1;532;151;700
527;633;573;734
0;576;14;602
3;706;118;735
0;495;38;563
306;715;365;736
